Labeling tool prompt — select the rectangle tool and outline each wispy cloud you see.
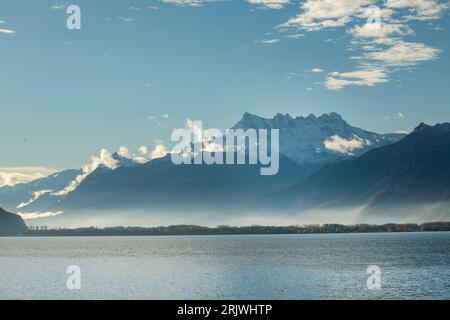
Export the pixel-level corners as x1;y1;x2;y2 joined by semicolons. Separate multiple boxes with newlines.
349;20;414;38
361;41;440;67
385;0;450;21
279;0;372;31
50;5;66;11
397;112;405;120
161;0;222;7
117;16;136;23
285;33;305;39
19;211;63;220
386;112;406;120
325;68;388;90
255;38;280;44
0;28;15;34
246;0;291;10
309;68;324;73
52;149;118;196
279;0;449;90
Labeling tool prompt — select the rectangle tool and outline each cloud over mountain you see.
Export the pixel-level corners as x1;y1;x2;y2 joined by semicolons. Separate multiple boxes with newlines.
52;149;118;196
0;167;56;188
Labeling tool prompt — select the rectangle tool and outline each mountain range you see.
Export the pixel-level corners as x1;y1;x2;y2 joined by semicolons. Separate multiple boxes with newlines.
0;169;81;212
233;112;404;165
2;112;449;227
250;122;450;223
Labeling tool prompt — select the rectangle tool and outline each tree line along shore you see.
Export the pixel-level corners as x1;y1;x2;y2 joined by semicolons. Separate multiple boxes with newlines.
4;222;450;237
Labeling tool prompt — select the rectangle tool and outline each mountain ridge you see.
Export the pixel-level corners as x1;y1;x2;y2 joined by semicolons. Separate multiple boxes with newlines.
233;112;405;165
249;122;450;223
1;111;418;227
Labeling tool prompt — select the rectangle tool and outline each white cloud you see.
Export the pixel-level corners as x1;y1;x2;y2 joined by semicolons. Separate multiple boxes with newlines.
161;0;221;7
0;167;56;188
118;146;131;158
17;190;53;209
52;149;118;196
246;0;291;10
363;41;441;66
50;5;66;10
285;33;305;39
151;144;168;159
386;0;450;21
0;28;15;34
117;146;152;164
309;68;324;73
131;146;151;164
278;0;448;91
349;22;414;38
394;129;410;134
138;146;149;155
325;68;388;90
324;135;367;155
19;211;63;220
396;112;405;120
117;16;136;23
133;156;149;164
280;0;373;30
256;38;280;44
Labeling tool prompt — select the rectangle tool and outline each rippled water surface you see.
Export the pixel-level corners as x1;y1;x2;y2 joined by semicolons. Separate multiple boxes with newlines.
0;232;449;299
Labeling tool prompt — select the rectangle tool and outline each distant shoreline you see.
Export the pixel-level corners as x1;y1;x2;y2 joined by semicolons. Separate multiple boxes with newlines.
2;222;449;237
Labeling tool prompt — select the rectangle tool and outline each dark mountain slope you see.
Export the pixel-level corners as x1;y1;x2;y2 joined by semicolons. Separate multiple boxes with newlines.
253;123;450;221
0;207;27;235
47;153;315;213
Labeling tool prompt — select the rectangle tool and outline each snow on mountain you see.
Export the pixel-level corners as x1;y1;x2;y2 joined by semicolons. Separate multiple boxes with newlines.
233;112;405;165
0;169;81;212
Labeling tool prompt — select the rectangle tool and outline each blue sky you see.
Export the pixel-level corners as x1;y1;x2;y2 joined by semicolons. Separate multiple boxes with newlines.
0;0;449;172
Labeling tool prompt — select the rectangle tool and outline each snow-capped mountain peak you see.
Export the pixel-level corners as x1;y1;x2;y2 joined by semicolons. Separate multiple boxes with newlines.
233;112;406;165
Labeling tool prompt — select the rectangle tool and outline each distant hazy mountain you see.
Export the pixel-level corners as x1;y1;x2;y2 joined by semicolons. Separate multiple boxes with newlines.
0;153;140;213
233;112;405;165
10;112;411;226
0;207;27;235
252;123;450;223
35;153;315;214
0;169;81;212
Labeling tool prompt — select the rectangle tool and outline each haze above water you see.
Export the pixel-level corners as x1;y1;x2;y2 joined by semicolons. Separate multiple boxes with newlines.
1;232;449;300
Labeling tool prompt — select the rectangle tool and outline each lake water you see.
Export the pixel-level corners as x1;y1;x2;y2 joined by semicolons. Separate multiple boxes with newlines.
0;232;449;300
